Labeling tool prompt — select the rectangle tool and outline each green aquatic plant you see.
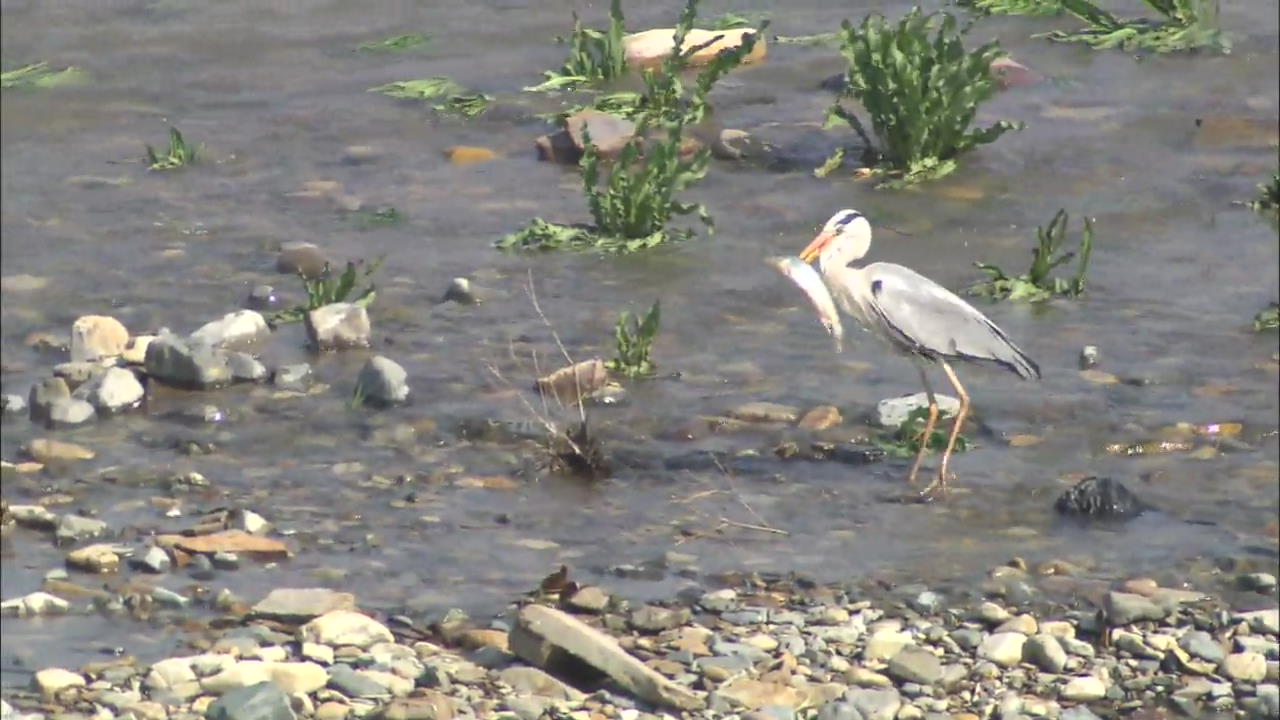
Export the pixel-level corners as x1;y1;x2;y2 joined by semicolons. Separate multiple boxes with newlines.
358;33;430;52
1;62;85;88
267;258;382;325
823;8;1021;187
369;76;491;118
1248;171;1280;215
607;300;661;378
144;126;199;171
969;209;1095;302
957;0;1063;16
527;0;629;92
1254;303;1279;332
349;206;404;230
774;32;840;46
701;11;770;30
1039;0;1227;52
876;406;971;459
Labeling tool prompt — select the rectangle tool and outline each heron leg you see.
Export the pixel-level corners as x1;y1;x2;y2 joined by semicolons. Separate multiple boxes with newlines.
924;359;970;496
906;364;940;486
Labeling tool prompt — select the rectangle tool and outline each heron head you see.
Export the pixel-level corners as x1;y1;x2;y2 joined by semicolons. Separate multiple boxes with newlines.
799;209;871;269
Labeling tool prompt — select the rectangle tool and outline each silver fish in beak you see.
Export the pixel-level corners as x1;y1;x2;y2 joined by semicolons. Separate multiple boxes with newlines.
766;255;844;354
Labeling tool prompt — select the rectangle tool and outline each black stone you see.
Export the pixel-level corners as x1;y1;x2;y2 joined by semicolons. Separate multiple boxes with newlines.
1054;476;1146;520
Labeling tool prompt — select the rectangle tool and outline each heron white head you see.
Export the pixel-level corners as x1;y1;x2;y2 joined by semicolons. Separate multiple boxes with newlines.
799;209;872;273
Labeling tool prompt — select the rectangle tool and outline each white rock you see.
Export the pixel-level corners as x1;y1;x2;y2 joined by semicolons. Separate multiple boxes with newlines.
863;630;913;662
146;657;197;690
33;668;86;698
75;367;145;412
0;592;70;616
301;642;334;665
355;356;410;406
876;392;960;428
200;661;272;694
305;303;371;350
1222;652;1267;683
299;610;393;649
1237;608;1280;635
1060;674;1106;701
978;632;1027;668
70;315;129;362
268;661;329;694
189;310;268;348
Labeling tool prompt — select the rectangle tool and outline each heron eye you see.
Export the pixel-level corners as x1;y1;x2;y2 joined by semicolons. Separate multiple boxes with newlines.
870;279;883;296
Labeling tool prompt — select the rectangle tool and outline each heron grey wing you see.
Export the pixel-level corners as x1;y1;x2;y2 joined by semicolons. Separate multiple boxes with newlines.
861;263;1040;379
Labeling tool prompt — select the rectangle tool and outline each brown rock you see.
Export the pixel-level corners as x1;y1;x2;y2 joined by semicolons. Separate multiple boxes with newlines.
378;693;455;720
445;146;498;165
277;241;330;279
1194;116;1279;150
25;438;95;462
70;315;129;362
623;28;767;69
458;628;510;652
156;530;290;560
536;358;607;405
797;405;841;431
66;543;122;573
715;679;804;711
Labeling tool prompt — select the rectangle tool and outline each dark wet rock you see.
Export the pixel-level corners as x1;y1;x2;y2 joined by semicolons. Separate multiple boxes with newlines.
251;588;356;622
356;356;410;406
328;665;391;699
811;442;886;466
1180;630;1226;664
629;605;690;633
496;666;583;700
1105;591;1169;625
188;554;216;580
1239;572;1278;592
306;302;372;350
48;397;95;427
70;315;129;362
73;367;145;413
710;128;755;161
700;588;738;613
129;546;172;574
54;360;110;388
1025;634;1068;673
886;646;941;685
277;241;330;279
511;604;703;711
246;285;280;311
227;352;268;383
815;701;862;720
378;694;456;720
440;277;479;305
212;551;241;569
28;376;71;424
145;332;232;389
2;393;26;417
272;363;313;391
207;682;296;720
1054;476;1146;520
190;310;269;348
876;392;959;428
56;514;108;543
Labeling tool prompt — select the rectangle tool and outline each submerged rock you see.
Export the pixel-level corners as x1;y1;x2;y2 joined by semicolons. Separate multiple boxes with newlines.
28;376;71;424
277;241;329;279
440;277;479;305
1054;476;1146;520
537;110;636;165
48;398;96;427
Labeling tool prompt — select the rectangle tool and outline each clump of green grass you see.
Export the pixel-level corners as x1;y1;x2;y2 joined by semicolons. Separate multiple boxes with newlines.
1248;171;1280;215
969;209;1095;302
369;76;491;118
1039;0;1228;52
501;0;760;253
1254;303;1280;332
527;0;629;92
349;206;404;230
958;0;1063;16
358;33;430;52
606;300;661;378
875;407;971;459
1;62;86;89
267;258;383;325
822;8;1021;187
144;126;199;171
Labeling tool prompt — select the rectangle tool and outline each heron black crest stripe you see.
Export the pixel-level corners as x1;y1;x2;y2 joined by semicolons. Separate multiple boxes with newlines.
835;210;862;229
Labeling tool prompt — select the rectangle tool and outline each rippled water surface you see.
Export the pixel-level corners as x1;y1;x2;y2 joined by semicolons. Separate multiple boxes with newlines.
2;0;1278;683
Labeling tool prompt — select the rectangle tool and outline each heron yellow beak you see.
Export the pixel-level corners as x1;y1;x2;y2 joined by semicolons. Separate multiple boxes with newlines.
799;231;833;264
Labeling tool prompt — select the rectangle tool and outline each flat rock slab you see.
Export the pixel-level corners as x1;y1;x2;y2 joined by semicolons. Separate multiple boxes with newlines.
156;530;289;560
251;588;356;621
510;604;704;711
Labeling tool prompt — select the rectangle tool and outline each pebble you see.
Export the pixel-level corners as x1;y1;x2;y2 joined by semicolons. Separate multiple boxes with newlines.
863;630;912;662
252;588;356;621
995;614;1038;635
1179;630;1226;664
0;591;70;616
229;352;269;382
33;668;86;698
1060;675;1107;701
48;397;95;427
978;632;1027;668
206;681;296;720
843;687;902;720
129;545;172;573
277;241;330;278
876;392;958;428
26;437;95;463
272;363;313;391
27;376;70;424
56;514;109;543
1;393;27;416
566;586;610;613
1105;591;1168;625
1222;651;1267;682
1024;634;1068;673
885;647;942;685
700;588;739;613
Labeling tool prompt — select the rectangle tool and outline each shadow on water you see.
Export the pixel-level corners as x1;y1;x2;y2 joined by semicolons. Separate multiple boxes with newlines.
2;0;1278;676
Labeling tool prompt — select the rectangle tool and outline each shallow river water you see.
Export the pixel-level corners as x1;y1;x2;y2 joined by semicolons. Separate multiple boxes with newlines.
2;0;1278;684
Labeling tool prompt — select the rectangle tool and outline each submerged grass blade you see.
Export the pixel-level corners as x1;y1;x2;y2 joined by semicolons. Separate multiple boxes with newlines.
358;33;430;52
1;62;86;89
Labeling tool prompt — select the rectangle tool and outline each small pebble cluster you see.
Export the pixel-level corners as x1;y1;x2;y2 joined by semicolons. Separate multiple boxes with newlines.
3;570;1277;720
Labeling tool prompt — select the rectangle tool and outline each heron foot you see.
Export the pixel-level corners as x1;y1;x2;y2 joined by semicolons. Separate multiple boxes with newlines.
917;471;954;501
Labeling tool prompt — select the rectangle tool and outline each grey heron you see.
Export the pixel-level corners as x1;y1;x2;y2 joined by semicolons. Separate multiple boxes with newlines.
797;209;1041;496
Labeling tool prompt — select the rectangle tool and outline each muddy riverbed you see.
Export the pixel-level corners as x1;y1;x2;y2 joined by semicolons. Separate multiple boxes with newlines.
2;0;1278;691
